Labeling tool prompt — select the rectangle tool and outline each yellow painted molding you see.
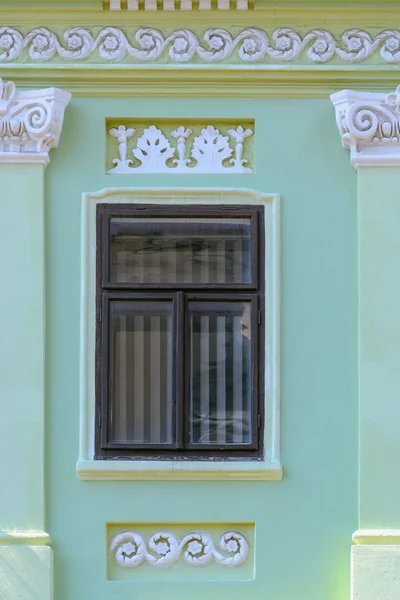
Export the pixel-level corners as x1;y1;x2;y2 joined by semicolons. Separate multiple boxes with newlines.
353;530;400;545
0;530;51;546
5;64;400;98
1;6;400;25
77;460;283;481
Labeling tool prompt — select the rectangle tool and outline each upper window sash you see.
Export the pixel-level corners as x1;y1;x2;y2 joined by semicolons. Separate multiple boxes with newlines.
99;204;260;290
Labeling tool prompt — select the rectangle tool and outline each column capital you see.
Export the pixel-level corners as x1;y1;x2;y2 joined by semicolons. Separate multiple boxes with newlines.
0;78;71;166
331;85;400;169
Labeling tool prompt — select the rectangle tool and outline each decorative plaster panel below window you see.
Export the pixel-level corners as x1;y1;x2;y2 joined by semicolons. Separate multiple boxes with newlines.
107;523;255;580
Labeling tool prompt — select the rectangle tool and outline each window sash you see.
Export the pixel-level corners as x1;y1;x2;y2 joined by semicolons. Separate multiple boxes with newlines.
101;204;259;290
100;294;180;451
185;295;258;451
98;292;260;454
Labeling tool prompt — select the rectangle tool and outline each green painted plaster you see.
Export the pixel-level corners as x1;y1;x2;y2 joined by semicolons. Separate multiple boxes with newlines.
0;164;45;533
358;167;400;529
45;96;357;600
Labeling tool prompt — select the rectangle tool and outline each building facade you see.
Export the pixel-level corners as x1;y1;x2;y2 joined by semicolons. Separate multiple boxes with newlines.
0;1;399;599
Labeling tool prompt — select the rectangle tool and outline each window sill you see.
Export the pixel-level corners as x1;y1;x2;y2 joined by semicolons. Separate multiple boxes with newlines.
76;459;282;481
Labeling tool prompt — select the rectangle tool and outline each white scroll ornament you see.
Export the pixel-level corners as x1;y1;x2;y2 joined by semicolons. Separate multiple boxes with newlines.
110;530;249;568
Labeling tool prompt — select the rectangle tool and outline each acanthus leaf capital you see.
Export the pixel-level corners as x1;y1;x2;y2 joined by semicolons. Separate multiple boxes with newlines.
331;86;400;169
0;78;71;165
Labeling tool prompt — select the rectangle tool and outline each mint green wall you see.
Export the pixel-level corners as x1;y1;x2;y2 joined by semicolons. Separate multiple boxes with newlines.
358;167;400;529
0;164;45;532
45;96;357;600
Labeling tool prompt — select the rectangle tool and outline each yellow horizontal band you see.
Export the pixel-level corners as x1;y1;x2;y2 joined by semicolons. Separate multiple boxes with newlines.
0;531;51;546
353;530;400;545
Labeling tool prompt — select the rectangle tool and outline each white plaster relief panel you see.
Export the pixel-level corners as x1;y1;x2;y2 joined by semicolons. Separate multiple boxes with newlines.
107;523;255;581
107;123;254;174
1;26;400;64
331;84;400;168
111;531;249;568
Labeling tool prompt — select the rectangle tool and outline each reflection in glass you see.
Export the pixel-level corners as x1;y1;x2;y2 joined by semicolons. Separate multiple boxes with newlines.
109;301;173;444
189;302;252;445
110;217;251;284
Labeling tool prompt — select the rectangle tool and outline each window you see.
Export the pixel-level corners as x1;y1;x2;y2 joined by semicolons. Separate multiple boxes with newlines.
95;204;264;460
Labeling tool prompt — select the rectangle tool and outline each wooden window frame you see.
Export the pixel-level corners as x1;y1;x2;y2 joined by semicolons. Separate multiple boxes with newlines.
95;203;265;461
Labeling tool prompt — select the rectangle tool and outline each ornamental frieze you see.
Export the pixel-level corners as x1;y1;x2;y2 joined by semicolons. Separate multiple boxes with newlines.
0;26;400;64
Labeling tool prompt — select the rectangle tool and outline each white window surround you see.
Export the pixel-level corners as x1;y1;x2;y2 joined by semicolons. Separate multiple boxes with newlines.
77;187;281;481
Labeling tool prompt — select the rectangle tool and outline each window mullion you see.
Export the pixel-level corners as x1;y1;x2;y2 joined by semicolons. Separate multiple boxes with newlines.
175;291;185;449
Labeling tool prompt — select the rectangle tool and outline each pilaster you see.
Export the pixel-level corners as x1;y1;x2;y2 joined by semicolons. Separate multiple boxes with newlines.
0;78;70;600
332;86;400;600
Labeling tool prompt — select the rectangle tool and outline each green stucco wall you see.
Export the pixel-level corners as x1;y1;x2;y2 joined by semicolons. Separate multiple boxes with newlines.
44;96;357;600
358;167;400;529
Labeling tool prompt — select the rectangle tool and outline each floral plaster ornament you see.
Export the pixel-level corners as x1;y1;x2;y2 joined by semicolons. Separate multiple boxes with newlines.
108;124;254;174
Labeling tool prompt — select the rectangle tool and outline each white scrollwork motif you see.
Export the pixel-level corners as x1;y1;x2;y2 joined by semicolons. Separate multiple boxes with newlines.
0;77;71;164
110;531;249;568
331;84;400;168
107;123;253;174
2;26;400;64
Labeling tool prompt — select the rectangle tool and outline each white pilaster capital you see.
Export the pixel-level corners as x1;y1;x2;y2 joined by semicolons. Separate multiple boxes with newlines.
0;78;71;166
331;85;400;169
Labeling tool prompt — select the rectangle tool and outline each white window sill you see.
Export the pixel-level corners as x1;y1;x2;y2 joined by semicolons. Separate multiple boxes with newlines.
76;459;282;481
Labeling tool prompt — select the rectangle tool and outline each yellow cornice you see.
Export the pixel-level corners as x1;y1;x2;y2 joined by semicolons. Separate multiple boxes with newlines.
2;64;400;97
0;7;400;25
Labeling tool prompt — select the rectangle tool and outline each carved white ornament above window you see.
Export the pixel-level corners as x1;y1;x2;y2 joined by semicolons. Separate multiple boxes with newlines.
0;77;70;165
331;85;400;168
108;124;254;174
1;26;400;64
110;531;249;568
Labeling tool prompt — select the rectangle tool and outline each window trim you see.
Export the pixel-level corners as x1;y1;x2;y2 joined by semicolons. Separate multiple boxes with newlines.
77;187;282;481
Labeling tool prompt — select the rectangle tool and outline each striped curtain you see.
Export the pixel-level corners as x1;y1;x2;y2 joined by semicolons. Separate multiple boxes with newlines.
110;310;173;444
190;306;251;445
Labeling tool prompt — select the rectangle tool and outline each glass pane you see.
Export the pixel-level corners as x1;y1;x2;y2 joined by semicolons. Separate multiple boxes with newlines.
108;300;174;445
109;217;251;284
189;301;252;445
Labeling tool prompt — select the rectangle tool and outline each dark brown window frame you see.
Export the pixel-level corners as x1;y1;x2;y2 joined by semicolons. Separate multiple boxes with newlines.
95;203;265;461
